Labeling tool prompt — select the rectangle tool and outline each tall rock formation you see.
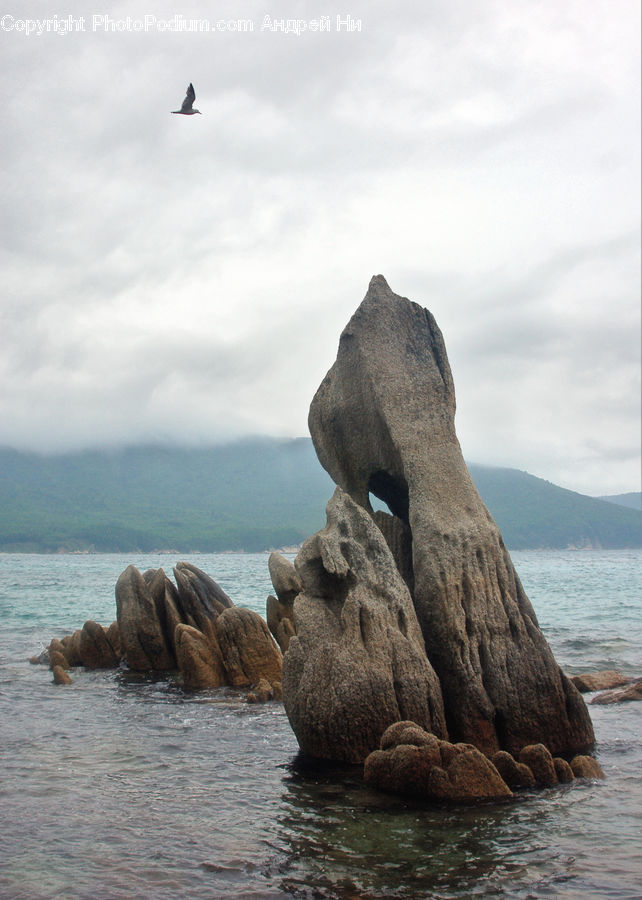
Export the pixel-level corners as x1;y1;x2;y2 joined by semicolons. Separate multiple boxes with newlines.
299;274;593;759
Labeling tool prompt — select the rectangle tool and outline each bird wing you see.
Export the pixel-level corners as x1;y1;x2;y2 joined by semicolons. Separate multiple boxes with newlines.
181;83;196;111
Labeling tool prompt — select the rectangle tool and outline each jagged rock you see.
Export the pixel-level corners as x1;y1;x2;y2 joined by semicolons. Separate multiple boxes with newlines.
29;649;49;665
571;670;631;692
554;757;575;783
173;562;233;642
590;679;642;704
570;755;606;779
79;620;120;669
491;750;536;789
307;275;594;758
266;553;300;651
115;565;176;671
216;607;282;687
271;680;283;701
175;623;227;690
519;744;558;787
364;722;511;802
52;665;72;685
282;488;447;763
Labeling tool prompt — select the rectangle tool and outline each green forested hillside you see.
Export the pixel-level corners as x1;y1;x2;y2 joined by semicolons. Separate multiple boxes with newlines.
0;440;639;552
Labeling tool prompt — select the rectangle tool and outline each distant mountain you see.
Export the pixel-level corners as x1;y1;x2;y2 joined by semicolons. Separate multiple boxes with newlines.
598;492;641;511
0;440;639;552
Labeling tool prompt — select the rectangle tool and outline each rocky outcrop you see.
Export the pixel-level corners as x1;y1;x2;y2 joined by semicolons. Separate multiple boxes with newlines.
304;275;594;759
590;679;642;704
363;721;604;803
46;561;281;693
571;670;631;693
282;488;447;763
266;552;300;651
116;566;176;671
364;721;511;802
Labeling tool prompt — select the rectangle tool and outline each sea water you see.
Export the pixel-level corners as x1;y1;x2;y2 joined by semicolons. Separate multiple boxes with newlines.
0;550;640;900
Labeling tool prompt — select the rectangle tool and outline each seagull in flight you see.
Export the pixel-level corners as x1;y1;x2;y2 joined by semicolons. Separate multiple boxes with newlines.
172;83;201;115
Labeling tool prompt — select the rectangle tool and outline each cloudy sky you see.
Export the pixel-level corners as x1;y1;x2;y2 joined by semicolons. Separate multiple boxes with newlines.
1;0;640;495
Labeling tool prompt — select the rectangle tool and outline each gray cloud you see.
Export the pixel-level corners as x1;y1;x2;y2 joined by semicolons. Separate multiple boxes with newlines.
0;0;639;495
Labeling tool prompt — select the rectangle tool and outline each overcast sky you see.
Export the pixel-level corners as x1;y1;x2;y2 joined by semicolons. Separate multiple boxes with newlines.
1;0;640;495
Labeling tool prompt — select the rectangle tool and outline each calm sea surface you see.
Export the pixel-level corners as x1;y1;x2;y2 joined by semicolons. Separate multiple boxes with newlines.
0;550;640;900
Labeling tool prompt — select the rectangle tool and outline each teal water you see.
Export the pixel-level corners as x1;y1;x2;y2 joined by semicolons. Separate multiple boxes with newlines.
0;550;640;899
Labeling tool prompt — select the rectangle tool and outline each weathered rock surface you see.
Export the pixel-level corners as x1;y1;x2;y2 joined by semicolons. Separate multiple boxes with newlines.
590;679;642;704
216;607;283;686
364;722;512;802
49;649;70;671
306;275;594;759
266;552;300;651
518;744;558;787
554;757;575;783
266;595;296;652
571;670;631;693
246;677;276;703
363;721;604;803
282;488;447;763
42;560;280;696
491;750;536;789
174;623;227;690
173;562;233;641
116;566;176;671
570;755;606;779
52;665;72;685
78;620;121;669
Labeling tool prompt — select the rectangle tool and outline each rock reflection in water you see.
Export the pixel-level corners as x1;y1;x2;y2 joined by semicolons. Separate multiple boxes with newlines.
274;754;550;899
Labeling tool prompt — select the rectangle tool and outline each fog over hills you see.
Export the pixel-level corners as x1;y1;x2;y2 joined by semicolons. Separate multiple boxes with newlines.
0;439;639;553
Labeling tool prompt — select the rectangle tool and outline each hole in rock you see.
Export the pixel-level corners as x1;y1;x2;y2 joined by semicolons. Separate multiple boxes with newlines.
369;493;392;515
368;471;409;524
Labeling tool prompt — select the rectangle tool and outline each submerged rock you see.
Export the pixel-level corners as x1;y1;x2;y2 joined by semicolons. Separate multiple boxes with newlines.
364;722;512;802
570;755;606;779
590;679;642;704
282;488;447;763
571;670;631;693
304;275;594;759
41;559;280;696
52;665;72;685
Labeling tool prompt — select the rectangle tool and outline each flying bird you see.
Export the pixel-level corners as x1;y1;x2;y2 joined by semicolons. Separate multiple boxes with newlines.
172;83;201;115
